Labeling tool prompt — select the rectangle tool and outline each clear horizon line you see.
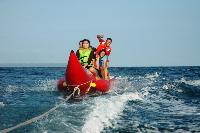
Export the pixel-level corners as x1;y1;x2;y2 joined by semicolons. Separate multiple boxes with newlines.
0;63;199;67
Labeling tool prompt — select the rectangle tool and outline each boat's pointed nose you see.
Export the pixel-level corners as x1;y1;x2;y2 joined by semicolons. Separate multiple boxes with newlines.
65;49;93;95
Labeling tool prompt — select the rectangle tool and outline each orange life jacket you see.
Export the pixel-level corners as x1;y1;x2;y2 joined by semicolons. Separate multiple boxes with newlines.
96;40;112;56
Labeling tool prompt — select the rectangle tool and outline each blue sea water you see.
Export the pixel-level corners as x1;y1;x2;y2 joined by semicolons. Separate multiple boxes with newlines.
0;66;200;133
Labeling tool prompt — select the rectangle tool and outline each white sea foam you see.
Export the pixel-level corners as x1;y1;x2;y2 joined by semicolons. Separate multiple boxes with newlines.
162;83;176;90
110;76;133;93
0;102;5;107
180;78;200;87
145;72;159;80
82;92;142;133
5;85;18;92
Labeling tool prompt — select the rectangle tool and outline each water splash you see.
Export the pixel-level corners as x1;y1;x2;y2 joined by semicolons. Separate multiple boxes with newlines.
82;93;142;133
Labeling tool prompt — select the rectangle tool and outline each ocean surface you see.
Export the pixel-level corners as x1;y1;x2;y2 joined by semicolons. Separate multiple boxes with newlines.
0;66;200;133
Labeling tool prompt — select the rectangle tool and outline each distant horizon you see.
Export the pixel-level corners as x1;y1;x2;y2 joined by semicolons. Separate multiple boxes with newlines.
0;63;199;68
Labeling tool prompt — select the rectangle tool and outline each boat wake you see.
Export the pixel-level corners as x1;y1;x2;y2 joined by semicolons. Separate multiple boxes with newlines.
82;75;146;133
82;92;142;133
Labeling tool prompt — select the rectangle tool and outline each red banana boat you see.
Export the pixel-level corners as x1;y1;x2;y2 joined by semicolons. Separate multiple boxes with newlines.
57;50;111;96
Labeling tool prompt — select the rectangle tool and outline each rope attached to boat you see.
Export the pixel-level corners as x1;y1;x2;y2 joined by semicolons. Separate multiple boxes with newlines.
65;80;93;87
64;80;95;95
72;86;80;96
0;80;92;133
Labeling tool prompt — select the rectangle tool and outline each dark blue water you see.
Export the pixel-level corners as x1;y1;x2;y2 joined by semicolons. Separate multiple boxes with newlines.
0;66;200;133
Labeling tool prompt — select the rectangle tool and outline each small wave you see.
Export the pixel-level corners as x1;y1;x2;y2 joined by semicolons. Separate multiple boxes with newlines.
5;85;18;92
180;78;200;87
171;78;200;97
167;98;199;115
145;72;159;80
82;93;142;133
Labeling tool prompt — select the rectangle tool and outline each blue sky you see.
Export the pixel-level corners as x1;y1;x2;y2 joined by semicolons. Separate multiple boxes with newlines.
0;0;200;66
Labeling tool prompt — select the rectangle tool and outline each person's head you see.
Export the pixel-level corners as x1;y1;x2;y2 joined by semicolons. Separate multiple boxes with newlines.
79;40;83;48
82;39;90;49
97;34;104;39
99;49;106;57
106;38;112;47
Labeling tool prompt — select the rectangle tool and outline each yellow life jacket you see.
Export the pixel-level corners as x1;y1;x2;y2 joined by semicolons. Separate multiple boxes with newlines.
79;48;92;65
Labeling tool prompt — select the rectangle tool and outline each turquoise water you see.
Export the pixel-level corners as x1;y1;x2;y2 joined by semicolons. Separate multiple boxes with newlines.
0;67;200;132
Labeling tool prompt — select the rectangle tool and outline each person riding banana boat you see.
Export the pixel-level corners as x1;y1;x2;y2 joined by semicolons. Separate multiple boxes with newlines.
76;39;99;79
96;49;110;80
61;36;112;89
96;34;112;56
94;34;112;80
